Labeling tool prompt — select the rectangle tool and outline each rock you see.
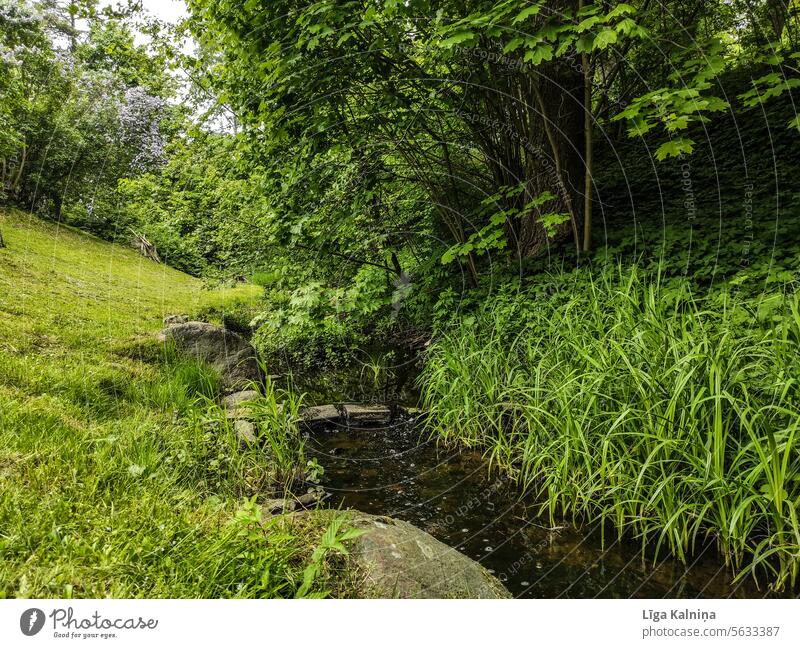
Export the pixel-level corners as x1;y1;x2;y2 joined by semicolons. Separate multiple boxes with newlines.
342;403;391;424
161;321;262;391
233;419;257;444
222;389;261;420
226;408;255;422
222;389;260;408
302;404;341;425
163;314;188;326
295;489;327;508
293;511;511;599
227;403;283;422
262;498;296;515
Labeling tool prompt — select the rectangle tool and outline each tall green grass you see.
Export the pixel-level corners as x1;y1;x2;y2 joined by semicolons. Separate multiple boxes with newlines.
202;376;309;493
0;209;355;597
420;265;800;590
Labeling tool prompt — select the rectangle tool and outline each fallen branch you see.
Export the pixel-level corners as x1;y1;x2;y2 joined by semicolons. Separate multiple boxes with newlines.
129;228;160;263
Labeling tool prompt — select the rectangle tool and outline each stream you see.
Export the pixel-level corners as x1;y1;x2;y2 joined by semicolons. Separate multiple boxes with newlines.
305;416;767;599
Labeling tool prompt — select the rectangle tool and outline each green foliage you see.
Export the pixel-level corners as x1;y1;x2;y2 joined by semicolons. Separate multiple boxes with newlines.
421;263;800;591
613;39;730;155
1;2;179;235
118;131;270;276
241;378;307;489
0;208;342;597
441;187;565;264
249;260;411;372
168;357;222;402
173;0;800;322
295;516;366;599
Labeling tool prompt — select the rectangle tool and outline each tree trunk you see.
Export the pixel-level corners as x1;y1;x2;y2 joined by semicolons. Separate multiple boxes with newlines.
581;0;595;254
11;143;26;196
53;194;63;221
464;0;585;259
766;0;791;41
521;63;584;257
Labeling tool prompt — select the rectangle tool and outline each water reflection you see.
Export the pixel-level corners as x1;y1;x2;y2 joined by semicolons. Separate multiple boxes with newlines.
306;419;775;599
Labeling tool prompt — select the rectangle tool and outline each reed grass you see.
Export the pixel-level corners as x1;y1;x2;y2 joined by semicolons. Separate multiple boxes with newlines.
420;264;800;590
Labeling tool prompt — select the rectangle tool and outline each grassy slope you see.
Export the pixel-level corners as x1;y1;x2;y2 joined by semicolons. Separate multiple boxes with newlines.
0;208;258;375
0;208;327;597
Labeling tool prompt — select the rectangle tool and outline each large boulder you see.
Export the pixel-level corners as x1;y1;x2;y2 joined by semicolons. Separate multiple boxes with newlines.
290;511;510;599
161;321;262;391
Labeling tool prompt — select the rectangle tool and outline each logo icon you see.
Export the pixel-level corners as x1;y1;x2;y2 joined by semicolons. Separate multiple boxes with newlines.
20;608;45;636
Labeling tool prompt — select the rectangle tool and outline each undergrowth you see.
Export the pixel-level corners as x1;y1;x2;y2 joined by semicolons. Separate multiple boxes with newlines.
421;264;800;591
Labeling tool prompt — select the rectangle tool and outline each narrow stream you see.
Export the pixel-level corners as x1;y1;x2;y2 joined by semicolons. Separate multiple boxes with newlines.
305;417;768;599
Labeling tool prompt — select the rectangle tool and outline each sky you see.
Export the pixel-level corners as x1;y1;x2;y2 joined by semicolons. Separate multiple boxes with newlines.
133;0;189;48
137;0;187;24
86;1;189;47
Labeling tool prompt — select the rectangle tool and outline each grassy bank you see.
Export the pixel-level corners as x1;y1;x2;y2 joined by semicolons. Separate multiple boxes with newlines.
0;209;349;597
421;264;800;591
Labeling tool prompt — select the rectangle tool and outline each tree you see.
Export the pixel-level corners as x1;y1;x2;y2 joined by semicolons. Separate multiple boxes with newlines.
188;0;738;275
1;1;177;236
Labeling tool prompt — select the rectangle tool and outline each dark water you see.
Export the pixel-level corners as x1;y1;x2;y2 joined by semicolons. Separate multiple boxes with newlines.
305;417;772;599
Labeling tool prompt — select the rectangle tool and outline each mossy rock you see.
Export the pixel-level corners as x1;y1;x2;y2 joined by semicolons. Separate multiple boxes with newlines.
297;510;511;599
161;321;262;392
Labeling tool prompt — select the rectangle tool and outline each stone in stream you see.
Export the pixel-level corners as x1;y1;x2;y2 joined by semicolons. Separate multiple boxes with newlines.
342;403;391;424
160;321;262;392
295;488;327;508
261;490;327;517
289;511;511;599
262;498;296;515
301;404;341;425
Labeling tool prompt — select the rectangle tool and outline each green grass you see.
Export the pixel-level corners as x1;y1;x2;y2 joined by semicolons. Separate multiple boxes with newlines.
0;208;352;597
420;263;800;592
